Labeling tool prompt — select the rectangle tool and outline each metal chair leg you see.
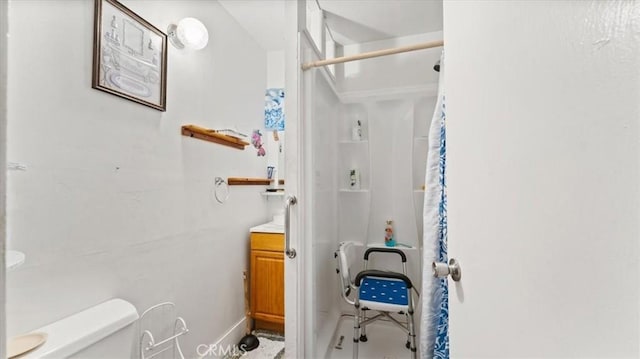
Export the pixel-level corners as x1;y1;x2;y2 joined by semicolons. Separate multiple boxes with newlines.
405;313;411;349
360;309;368;342
407;310;417;359
353;307;360;359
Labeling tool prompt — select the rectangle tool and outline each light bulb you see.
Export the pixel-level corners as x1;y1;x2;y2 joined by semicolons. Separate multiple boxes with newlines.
168;17;209;50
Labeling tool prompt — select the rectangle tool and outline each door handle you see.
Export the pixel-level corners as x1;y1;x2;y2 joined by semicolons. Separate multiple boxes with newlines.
432;258;462;281
284;195;297;259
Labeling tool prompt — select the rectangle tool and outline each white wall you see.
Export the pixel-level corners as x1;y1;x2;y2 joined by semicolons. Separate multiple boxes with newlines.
6;1;269;357
337;31;442;95
445;1;639;357
0;0;8;357
267;50;285;89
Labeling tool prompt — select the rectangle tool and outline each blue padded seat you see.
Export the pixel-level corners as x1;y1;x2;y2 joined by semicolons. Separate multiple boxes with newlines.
359;277;408;306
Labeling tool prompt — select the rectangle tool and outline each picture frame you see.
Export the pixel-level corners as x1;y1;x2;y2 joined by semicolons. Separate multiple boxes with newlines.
92;0;167;111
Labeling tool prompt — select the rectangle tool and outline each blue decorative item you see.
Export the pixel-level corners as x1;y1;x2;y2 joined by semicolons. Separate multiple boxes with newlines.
265;88;285;131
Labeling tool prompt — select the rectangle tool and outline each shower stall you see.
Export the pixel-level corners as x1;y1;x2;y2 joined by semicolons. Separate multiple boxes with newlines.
285;1;640;358
283;2;443;356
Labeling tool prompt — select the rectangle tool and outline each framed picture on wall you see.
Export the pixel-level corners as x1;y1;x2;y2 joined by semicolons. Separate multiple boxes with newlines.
92;0;167;111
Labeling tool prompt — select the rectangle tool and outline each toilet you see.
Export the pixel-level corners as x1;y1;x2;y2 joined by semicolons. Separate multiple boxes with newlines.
21;298;139;358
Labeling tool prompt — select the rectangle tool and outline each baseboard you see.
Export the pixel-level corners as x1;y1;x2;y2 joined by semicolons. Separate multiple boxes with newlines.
254;319;284;334
196;317;247;359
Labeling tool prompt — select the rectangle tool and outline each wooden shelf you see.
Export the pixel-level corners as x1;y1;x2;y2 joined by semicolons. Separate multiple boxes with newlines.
228;177;285;186
181;124;250;150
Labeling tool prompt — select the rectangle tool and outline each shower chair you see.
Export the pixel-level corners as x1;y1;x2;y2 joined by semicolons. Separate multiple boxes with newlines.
335;241;417;359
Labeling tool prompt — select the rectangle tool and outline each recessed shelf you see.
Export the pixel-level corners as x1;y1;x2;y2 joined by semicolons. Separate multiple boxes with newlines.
367;243;418;250
339;189;369;193
339;140;369;144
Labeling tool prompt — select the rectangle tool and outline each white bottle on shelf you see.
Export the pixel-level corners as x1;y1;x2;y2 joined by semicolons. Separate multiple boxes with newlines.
351;120;362;141
349;169;361;190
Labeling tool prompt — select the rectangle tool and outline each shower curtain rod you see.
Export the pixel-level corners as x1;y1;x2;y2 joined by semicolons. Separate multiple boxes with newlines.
301;39;444;71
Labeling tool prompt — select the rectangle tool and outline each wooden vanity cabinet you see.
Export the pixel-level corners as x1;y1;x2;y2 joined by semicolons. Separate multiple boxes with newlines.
250;232;285;333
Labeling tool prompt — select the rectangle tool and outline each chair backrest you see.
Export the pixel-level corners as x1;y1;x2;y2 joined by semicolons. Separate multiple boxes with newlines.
335;241;363;298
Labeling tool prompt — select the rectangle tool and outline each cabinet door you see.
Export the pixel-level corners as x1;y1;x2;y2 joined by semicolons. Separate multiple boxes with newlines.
250;249;285;324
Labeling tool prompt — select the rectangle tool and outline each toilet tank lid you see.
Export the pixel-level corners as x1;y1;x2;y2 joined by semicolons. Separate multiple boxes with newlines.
24;298;139;358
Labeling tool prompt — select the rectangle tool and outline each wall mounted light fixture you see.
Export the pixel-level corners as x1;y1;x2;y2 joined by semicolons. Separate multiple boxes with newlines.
167;17;209;50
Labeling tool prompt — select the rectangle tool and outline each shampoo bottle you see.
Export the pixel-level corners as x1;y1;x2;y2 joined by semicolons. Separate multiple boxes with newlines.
384;220;396;247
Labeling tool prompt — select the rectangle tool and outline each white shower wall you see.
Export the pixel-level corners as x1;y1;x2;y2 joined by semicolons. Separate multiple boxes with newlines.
336;96;435;308
302;30;440;356
0;1;7;357
338;31;442;95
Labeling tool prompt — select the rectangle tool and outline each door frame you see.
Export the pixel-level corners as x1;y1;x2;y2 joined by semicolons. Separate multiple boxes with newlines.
284;1;340;357
0;0;9;357
283;0;307;357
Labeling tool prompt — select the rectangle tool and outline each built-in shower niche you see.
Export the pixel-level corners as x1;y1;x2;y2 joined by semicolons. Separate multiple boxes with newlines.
338;103;371;244
338;142;370;192
338;102;368;142
338;103;369;192
339;104;369;188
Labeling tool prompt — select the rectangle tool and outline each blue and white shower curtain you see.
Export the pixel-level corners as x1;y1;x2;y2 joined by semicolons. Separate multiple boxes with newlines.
420;53;448;359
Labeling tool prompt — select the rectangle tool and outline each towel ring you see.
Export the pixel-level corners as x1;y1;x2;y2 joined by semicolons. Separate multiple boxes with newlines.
214;177;229;204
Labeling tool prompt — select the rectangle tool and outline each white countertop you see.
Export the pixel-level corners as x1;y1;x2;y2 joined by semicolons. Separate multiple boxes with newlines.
250;221;284;234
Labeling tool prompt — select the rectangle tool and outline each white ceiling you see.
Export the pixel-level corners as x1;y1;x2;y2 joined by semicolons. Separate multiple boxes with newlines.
321;0;443;45
218;0;286;51
218;0;443;51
